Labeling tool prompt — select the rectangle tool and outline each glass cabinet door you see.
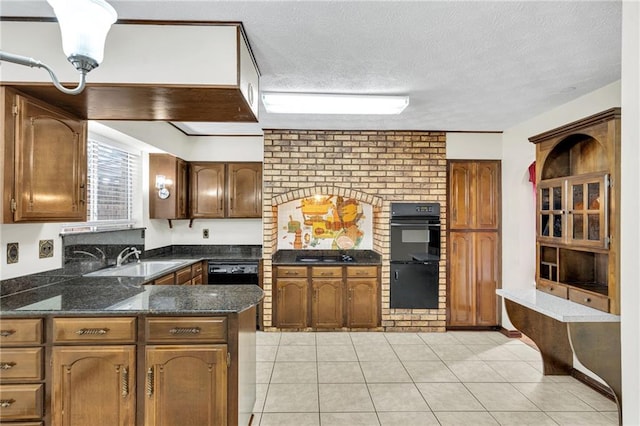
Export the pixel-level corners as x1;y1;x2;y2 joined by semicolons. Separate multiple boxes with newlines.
567;174;609;249
538;180;566;242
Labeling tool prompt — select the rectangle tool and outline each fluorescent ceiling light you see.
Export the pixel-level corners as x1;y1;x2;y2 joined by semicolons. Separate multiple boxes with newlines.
261;92;409;115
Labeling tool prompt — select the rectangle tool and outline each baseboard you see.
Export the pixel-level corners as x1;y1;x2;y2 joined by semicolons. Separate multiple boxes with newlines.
446;325;501;331
499;327;522;338
571;368;616;401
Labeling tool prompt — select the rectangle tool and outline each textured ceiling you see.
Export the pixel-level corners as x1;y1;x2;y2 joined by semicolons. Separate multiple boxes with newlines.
1;1;622;133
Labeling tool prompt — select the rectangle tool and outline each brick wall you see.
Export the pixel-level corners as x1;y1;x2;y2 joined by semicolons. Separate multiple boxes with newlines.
262;130;447;331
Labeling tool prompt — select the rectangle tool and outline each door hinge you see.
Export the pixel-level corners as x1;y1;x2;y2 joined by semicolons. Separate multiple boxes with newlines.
605;236;611;246
227;352;231;368
10;199;16;213
12;104;18;116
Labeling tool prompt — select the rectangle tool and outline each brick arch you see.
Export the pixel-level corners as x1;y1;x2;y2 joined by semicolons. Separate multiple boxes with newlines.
271;186;383;208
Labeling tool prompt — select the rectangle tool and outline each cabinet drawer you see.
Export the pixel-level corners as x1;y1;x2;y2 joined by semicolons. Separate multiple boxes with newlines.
0;384;43;421
277;267;308;278
192;262;203;276
176;266;192;284
53;317;136;343
154;273;175;285
311;267;342;278
192;274;203;285
0;348;42;382
145;317;227;343
0;319;42;346
568;288;609;312
537;281;568;299
346;266;378;278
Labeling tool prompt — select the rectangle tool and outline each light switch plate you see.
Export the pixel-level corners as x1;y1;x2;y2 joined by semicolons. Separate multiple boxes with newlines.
39;239;54;258
7;242;19;264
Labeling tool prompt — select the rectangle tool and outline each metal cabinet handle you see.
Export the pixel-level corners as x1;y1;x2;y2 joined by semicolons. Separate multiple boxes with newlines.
169;327;201;335
0;330;16;337
584;298;591;303
0;362;16;370
394;271;399;280
121;366;129;397
76;328;110;335
285;271;298;275
146;367;154;397
0;399;15;408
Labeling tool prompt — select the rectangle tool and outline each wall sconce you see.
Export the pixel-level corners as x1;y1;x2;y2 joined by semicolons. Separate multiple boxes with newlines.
155;175;172;200
0;0;117;95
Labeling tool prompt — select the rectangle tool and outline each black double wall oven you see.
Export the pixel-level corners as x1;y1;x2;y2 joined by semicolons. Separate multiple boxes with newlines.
390;202;441;309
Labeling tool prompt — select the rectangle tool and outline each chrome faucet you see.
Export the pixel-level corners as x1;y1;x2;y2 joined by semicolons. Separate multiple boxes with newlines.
116;247;141;267
72;247;107;262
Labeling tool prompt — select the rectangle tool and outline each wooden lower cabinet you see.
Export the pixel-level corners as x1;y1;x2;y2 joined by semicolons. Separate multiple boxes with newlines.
144;345;227;426
311;279;343;329
448;231;500;327
274;265;380;329
51;346;136;426
275;278;308;328
346;279;378;328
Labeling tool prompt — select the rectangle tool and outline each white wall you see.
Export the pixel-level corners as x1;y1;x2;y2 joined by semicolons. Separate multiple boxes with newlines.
0;224;64;280
620;1;640;423
500;81;621;330
446;132;502;159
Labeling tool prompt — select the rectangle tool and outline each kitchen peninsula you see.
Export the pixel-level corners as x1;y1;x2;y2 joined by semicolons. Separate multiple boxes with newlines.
0;265;263;426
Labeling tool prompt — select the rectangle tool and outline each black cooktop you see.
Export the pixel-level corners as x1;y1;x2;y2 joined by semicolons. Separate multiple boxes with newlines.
295;254;356;263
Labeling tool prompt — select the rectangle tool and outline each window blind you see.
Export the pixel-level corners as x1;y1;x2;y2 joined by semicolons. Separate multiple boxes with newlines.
86;138;139;225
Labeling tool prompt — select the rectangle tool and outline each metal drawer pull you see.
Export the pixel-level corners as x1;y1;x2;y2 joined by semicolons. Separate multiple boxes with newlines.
169;327;201;335
121;366;129;397
0;399;15;408
146;367;154;397
0;362;16;370
76;328;110;335
585;298;592;303
285;271;298;275
0;330;16;337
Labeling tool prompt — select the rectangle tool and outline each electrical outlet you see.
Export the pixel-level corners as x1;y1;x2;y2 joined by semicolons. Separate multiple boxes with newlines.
202;228;210;239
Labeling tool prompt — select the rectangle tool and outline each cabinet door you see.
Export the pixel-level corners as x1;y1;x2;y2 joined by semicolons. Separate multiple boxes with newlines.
346;279;377;328
227;163;262;218
145;345;227;426
475;162;500;229
448;232;475;326
567;174;609;249
51;346;135;426
176;158;189;218
311;279;343;328
11;94;86;222
538;180;566;243
448;162;475;230
275;278;308;328
190;163;225;218
149;154;187;219
475;232;499;326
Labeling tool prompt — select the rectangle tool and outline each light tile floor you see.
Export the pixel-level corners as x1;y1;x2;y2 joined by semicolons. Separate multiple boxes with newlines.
252;331;618;426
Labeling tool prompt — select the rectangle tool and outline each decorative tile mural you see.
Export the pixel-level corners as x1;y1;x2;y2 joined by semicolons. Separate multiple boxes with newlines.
277;195;373;250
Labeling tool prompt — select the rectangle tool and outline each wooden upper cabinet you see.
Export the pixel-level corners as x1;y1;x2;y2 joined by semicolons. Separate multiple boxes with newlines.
227;163;262;218
448;161;500;230
3;89;87;223
148;153;188;220
190;162;225;218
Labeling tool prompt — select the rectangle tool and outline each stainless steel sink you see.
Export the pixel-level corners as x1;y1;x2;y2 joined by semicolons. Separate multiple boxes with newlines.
84;260;188;278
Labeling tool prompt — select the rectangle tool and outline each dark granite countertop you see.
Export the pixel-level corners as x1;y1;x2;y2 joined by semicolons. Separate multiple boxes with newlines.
272;249;381;265
0;248;264;316
0;281;263;316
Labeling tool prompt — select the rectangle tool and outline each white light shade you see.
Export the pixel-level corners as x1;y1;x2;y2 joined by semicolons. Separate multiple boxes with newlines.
47;0;117;65
261;92;410;115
